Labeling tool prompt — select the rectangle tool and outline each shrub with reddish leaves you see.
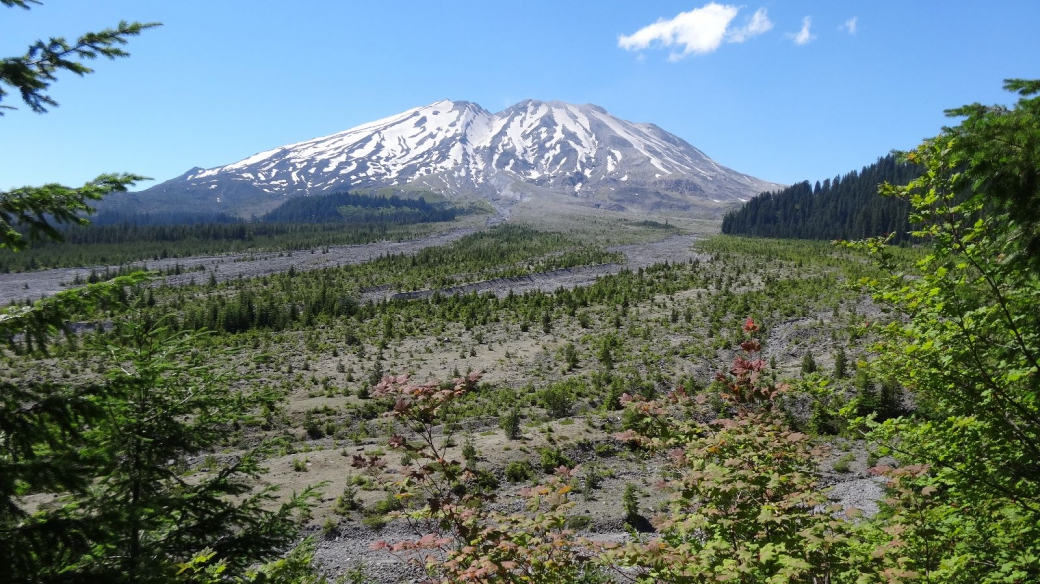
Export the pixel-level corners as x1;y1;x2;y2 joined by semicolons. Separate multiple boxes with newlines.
376;472;594;584
605;319;862;583
364;372;595;583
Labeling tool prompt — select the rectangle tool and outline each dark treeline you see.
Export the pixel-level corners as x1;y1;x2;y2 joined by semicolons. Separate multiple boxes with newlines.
91;210;243;226
0;222;431;272
0;191;468;272
43;221;294;247
722;155;921;242
261;191;459;224
10;193;455;251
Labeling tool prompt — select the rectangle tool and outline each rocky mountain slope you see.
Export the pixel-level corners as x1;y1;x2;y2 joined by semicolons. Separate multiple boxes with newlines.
110;100;782;219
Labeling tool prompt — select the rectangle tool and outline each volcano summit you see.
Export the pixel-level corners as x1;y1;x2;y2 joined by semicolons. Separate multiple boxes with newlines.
119;100;782;219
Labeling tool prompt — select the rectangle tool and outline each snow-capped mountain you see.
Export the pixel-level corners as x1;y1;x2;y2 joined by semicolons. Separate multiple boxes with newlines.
126;100;782;218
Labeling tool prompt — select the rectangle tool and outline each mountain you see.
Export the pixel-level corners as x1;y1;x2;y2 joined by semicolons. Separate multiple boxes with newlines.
108;100;782;219
721;155;922;242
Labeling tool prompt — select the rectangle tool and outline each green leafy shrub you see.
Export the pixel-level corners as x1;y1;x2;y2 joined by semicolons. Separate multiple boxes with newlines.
505;460;534;483
841;80;1040;582
538;382;575;419
539;447;573;473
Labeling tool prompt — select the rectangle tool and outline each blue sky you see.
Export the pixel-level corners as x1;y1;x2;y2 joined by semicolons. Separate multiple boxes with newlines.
2;1;1038;190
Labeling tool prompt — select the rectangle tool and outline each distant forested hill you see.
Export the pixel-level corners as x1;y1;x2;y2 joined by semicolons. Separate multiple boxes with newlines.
721;155;921;242
260;191;460;224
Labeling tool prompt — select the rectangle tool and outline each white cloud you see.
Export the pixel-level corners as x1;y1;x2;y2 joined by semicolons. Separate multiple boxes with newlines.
618;3;773;60
786;16;816;45
840;16;858;34
728;8;774;43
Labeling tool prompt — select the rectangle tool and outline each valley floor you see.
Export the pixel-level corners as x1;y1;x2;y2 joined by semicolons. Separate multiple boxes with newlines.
4;218;897;582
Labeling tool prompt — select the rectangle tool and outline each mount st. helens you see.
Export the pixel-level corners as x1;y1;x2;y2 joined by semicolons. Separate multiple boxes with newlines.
111;100;783;219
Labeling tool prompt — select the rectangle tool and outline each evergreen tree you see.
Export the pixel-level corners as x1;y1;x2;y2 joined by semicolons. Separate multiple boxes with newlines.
0;2;158;115
72;319;316;582
833;346;848;379
500;404;522;440
1;6;322;582
261;190;460;225
1;6;158;580
800;351;817;375
0;288;129;581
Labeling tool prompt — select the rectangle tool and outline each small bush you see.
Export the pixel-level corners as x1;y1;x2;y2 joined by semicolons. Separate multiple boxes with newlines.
565;515;592;531
322;517;337;535
583;463;604;493
501;405;522;439
462;435;478;465
832;453;854;474
305;420;323;439
473;468;500;491
539;384;574;419
373;491;404;515
505;460;534;483
540;447;574;473
334;483;361;515
622;483;640;519
832;347;848;378
361;514;386;530
801;352;818;375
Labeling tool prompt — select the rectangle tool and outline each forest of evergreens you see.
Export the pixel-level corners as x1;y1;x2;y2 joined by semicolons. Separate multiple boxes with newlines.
0;220;447;272
260;191;461;224
0;190;471;272
721;155;921;242
91;210;244;226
